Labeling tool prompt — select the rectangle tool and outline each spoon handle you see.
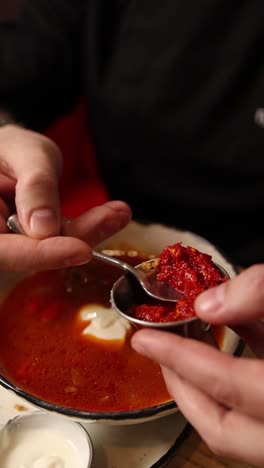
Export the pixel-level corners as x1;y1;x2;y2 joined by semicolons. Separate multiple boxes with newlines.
7;214;24;234
92;250;138;277
7;214;138;278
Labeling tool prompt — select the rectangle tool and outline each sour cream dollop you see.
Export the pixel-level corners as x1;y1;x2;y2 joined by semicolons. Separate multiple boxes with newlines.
80;304;131;341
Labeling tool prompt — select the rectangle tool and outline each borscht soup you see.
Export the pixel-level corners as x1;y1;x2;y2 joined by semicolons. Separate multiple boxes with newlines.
0;253;174;412
0;247;225;415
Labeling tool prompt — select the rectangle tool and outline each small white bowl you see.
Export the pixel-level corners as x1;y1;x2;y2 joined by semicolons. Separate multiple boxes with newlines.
0;410;93;468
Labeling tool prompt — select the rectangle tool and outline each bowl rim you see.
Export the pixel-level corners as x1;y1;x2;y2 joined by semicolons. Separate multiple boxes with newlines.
0;374;176;420
0;338;244;421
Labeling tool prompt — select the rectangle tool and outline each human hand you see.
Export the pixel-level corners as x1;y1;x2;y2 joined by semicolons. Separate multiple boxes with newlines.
131;265;264;466
0;124;131;270
196;264;264;358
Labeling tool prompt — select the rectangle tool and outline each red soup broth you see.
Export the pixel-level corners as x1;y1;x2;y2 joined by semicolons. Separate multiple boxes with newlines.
0;254;224;412
0;255;173;412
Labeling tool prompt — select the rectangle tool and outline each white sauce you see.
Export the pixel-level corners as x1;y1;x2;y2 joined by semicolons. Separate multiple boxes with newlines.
0;427;82;468
21;456;63;468
80;304;131;341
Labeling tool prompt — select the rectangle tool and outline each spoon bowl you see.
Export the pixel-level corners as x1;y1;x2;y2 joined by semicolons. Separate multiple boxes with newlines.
111;264;196;329
111;260;229;330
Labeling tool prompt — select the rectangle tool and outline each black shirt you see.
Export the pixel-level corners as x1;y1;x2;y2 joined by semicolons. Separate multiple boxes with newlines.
0;0;263;266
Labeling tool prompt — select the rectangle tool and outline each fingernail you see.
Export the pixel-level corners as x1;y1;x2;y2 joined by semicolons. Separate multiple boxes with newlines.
64;255;89;267
105;201;132;217
30;209;58;237
131;336;147;355
105;200;127;211
196;284;225;314
131;330;161;356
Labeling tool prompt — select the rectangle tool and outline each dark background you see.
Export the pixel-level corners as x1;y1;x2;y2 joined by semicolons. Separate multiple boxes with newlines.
0;1;21;20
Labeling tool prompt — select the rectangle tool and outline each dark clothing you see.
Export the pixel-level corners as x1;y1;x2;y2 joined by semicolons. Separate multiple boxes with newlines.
0;1;263;266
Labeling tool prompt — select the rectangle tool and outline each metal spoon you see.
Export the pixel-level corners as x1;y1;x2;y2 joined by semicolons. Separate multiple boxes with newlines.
111;262;229;330
111;260;197;329
6;214;182;303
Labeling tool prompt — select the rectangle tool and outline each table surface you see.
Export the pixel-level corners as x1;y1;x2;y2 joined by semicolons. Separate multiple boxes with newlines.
167;344;255;468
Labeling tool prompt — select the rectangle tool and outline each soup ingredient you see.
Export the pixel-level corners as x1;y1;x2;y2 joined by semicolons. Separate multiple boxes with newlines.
0;427;82;468
134;243;228;322
80;304;131;341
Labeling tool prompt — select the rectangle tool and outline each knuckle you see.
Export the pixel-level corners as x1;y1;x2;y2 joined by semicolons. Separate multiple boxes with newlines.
246;359;264;385
211;374;241;409
19;170;58;192
243;265;264;308
39;136;63;174
211;379;232;405
0;158;11;175
247;264;264;291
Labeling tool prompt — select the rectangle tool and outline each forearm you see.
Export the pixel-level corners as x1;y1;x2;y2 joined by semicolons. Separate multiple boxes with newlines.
0;0;85;130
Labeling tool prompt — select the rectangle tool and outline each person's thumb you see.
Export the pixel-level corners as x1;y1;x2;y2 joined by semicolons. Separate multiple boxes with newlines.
195;265;264;325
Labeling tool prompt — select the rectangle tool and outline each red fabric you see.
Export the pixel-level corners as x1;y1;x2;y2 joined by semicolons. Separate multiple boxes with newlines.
0;0;22;20
44;101;109;218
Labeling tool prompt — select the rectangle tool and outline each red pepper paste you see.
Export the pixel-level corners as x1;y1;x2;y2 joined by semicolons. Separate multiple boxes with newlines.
134;243;228;323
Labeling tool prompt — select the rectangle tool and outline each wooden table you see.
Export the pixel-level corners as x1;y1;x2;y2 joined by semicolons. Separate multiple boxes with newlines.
167;345;255;468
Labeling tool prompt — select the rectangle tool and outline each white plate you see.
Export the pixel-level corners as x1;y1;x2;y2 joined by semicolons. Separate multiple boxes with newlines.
0;385;188;468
